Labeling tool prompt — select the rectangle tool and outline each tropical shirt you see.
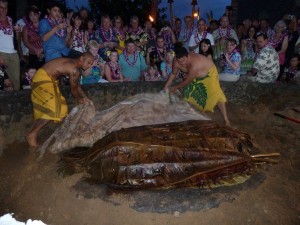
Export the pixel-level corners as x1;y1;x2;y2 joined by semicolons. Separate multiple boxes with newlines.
253;45;279;83
222;51;241;75
126;27;148;56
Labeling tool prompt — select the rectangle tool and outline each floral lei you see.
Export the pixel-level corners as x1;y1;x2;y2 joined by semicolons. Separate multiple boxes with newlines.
100;26;113;42
182;24;194;42
25;18;38;34
218;27;231;39
194;31;207;44
221;49;238;66
161;30;171;45
123;50;138;66
0;16;13;35
129;26;143;36
113;27;126;40
45;15;66;38
108;62;121;79
269;33;286;48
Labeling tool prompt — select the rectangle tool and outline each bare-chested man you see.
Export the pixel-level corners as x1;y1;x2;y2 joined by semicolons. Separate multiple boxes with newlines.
164;46;230;126
26;52;94;146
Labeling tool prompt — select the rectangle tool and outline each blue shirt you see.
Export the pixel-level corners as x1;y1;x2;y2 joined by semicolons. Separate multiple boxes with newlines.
118;52;147;81
223;52;241;75
39;19;70;62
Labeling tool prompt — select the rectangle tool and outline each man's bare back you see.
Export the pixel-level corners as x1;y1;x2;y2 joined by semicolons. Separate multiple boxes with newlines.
172;53;214;79
42;58;80;80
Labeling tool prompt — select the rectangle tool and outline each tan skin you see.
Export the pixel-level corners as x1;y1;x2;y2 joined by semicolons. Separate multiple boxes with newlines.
26;52;94;147
164;53;230;126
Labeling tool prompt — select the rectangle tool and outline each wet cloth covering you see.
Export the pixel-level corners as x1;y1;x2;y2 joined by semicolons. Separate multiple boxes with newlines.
39;92;210;155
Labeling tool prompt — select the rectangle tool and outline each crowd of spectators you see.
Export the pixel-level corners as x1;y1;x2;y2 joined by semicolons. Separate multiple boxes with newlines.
0;0;300;92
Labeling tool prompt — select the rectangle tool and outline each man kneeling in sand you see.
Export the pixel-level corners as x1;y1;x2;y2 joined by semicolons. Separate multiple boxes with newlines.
164;46;230;126
26;52;94;147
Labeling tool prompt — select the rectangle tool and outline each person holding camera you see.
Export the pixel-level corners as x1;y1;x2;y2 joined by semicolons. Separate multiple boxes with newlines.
218;38;241;82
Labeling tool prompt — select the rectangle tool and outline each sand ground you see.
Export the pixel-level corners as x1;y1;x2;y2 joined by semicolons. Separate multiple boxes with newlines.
0;92;299;225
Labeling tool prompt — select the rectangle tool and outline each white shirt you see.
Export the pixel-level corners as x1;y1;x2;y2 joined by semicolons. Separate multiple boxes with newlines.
189;31;214;53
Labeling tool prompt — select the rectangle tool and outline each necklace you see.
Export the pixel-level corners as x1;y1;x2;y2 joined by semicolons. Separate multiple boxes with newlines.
194;31;207;44
0;16;13;35
45;15;66;38
182;24;194;42
123;50;138;66
113;27;125;40
129;26;143;36
161;30;171;45
269;33;285;48
100;26;113;42
218;27;231;39
108;62;121;79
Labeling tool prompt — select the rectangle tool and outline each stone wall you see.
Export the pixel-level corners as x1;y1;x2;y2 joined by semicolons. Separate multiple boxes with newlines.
0;81;299;119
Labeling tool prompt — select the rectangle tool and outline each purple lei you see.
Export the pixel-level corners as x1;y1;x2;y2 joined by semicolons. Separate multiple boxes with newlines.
0;16;13;35
123;50;138;67
182;24;194;42
45;15;66;38
100;26;113;42
194;31;207;44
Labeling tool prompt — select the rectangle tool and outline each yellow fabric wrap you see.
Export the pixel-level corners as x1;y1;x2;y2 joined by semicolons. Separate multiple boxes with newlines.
31;68;68;121
183;65;226;112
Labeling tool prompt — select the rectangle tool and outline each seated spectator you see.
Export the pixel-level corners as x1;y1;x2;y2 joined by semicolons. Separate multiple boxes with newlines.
240;26;257;74
113;16;126;54
246;33;279;83
126;15;148;56
39;1;70;62
219;38;241;82
95;14;119;61
208;19;219;33
280;54;300;84
212;16;239;61
146;35;166;70
22;66;37;89
269;20;288;79
283;15;299;63
23;5;44;69
172;17;182;40
103;49;128;82
0;65;13;91
198;38;214;60
189;18;214;53
160;49;175;80
144;20;157;48
178;15;196;50
142;64;162;81
242;19;252;36
257;19;274;39
158;21;176;50
84;16;96;42
81;40;105;84
118;38;147;81
67;13;87;55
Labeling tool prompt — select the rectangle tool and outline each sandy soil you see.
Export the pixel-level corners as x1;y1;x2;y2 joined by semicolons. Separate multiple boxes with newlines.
0;92;300;225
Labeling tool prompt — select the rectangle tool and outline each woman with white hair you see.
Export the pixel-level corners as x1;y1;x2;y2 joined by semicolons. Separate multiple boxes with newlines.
269;20;288;79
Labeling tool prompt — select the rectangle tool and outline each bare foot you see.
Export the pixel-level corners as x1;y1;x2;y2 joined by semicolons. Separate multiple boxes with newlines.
25;133;39;147
225;120;231;127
